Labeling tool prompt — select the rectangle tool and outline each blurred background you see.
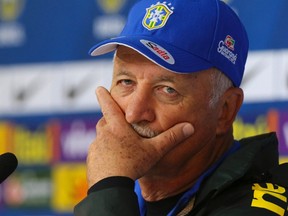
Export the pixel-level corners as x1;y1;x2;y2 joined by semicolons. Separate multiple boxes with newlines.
0;0;287;215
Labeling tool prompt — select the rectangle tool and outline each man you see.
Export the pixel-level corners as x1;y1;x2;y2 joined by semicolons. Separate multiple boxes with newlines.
75;0;288;215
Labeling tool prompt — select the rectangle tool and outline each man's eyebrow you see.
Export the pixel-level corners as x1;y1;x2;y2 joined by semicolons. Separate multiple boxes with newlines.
115;70;178;83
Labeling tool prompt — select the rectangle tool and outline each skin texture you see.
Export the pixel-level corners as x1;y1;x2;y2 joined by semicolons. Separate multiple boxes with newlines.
87;46;244;201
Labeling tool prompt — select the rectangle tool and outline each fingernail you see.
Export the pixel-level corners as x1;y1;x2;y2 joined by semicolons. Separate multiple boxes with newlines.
183;124;194;137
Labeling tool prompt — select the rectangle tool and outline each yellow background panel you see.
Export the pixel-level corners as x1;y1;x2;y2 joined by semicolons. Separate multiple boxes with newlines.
280;157;288;164
52;163;87;212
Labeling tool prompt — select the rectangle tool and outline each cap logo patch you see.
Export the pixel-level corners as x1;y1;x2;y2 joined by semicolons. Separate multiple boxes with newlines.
140;39;175;64
224;35;235;51
142;2;174;30
217;35;237;64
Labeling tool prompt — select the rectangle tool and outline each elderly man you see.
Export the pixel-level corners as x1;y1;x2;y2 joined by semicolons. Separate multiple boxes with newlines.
75;0;288;215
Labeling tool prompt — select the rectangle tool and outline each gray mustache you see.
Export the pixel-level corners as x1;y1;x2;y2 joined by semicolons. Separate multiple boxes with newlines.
131;123;159;138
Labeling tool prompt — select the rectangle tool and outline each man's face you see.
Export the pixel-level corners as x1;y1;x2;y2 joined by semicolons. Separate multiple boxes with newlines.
110;46;221;175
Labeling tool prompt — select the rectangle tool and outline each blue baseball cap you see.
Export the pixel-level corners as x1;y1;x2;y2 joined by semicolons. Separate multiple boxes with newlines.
89;0;249;87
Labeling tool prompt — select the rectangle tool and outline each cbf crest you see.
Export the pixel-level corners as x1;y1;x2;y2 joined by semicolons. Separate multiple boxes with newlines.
142;2;174;30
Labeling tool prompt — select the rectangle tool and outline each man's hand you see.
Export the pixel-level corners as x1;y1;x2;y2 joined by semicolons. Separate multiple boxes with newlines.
87;87;194;188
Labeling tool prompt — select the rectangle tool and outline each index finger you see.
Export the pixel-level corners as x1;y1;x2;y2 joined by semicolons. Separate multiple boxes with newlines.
96;86;125;123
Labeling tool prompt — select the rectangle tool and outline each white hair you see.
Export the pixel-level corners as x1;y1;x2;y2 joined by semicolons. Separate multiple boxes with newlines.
208;68;233;108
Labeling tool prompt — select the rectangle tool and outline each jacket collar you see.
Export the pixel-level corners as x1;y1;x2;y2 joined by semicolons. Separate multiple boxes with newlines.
195;132;279;205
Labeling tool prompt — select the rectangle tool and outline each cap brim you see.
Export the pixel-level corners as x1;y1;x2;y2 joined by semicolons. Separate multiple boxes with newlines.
89;36;213;74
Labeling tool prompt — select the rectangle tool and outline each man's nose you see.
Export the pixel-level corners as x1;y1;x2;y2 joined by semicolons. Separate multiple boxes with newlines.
125;90;155;124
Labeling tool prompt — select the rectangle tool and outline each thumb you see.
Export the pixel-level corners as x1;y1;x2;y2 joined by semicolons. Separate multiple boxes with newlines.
152;123;194;155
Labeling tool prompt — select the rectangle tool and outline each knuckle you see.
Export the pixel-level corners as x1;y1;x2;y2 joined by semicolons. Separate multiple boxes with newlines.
96;118;105;132
168;130;178;145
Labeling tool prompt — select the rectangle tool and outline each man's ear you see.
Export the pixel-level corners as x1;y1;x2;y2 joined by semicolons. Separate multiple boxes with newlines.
216;87;243;135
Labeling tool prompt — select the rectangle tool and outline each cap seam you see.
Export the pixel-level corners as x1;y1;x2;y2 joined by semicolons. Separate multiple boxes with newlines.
208;0;220;61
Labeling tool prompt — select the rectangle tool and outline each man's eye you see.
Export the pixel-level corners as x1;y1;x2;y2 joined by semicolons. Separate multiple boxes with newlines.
163;86;177;94
119;79;133;86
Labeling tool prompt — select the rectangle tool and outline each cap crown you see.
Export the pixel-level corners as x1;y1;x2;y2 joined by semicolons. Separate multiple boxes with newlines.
90;0;249;87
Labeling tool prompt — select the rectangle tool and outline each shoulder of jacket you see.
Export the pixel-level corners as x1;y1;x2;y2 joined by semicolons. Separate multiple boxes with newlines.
238;132;278;148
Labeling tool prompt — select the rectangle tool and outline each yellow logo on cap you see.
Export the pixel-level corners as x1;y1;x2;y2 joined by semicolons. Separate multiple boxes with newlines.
142;2;174;30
